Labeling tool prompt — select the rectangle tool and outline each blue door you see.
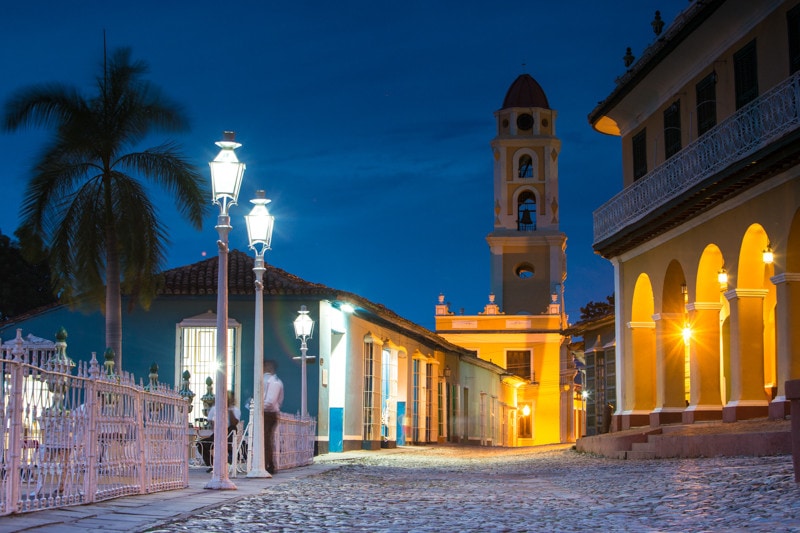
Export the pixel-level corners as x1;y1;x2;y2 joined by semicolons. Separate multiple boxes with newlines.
396;401;406;446
329;407;343;452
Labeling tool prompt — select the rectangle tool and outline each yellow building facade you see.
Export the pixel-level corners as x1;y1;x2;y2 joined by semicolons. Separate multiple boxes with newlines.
589;0;800;430
436;74;576;446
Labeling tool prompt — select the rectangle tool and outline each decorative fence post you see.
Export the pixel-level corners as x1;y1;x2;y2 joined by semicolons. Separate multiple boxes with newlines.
201;377;215;427
5;330;26;514
179;370;195;485
83;352;101;502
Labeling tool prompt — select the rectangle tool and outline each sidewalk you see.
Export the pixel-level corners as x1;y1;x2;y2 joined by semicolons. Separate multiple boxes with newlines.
0;451;389;533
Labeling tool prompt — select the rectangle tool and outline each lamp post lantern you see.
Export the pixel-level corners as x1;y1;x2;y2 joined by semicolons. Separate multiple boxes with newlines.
245;190;274;478
293;305;315;418
206;131;245;490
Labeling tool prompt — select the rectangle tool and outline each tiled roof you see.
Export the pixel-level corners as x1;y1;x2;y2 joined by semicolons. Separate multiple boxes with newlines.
158;249;335;296
157;251;483;359
2;250;488;364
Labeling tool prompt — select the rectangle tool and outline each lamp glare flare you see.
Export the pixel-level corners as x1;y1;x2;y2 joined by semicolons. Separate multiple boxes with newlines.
763;244;774;265
209;132;245;215
717;268;728;290
246;190;275;257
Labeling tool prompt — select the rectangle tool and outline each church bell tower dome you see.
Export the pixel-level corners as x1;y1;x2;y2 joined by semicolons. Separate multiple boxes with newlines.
501;73;550;110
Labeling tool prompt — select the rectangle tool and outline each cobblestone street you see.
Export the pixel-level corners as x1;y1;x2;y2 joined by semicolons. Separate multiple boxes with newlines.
148;446;800;532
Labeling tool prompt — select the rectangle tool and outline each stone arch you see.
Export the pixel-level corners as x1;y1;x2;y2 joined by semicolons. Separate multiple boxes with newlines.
723;224;773;421
770;208;800;417
652;260;687;425
740;225;775;396
684;245;727;423
513;148;539;180
513;187;539;231
625;273;656;427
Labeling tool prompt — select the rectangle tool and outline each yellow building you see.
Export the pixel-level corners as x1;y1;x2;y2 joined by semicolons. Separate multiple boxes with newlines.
589;0;800;430
435;74;576;446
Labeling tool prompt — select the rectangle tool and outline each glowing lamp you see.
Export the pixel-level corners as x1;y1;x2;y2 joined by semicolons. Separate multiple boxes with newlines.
245;190;275;253
294;305;315;418
717;268;728;290
682;324;691;343
521;404;531;417
762;245;774;265
293;305;315;340
209;131;245;214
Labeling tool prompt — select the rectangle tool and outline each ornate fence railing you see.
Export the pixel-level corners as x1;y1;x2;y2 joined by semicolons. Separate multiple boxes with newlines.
0;329;188;516
197;411;317;477
593;71;800;245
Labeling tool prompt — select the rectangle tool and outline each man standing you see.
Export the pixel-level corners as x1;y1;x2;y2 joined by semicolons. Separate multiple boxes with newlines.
262;359;284;475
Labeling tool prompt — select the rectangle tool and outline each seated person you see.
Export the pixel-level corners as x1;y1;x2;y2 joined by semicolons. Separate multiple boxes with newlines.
197;391;241;471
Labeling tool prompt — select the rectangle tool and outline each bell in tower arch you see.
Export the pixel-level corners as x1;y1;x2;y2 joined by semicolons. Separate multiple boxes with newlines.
517;192;537;231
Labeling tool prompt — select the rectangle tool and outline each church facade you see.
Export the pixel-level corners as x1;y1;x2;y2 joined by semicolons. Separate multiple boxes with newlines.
435;74;578;446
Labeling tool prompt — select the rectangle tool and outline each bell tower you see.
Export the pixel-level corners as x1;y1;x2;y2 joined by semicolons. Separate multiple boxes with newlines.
486;73;567;316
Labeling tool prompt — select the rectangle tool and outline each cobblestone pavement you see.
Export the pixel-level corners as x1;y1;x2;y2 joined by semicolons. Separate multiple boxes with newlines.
148;445;800;532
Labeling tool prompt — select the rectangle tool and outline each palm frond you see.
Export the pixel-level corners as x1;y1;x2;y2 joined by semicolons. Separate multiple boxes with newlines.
116;145;207;228
3;84;86;132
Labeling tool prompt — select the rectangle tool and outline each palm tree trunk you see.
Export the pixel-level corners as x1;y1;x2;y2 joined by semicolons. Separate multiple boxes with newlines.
105;206;123;372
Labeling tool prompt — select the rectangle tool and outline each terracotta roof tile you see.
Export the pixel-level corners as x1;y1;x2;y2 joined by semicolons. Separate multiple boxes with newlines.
159;249;335;297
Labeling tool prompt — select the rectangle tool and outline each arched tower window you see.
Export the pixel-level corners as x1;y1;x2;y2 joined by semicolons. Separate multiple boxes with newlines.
518;154;533;178
517;191;537;231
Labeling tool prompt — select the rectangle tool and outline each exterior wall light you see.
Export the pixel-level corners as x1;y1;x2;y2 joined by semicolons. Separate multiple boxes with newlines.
717;268;728;291
682;324;692;343
762;244;774;265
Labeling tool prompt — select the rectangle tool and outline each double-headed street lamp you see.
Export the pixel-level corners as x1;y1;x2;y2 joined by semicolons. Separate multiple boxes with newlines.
293;305;315;418
245;190;275;478
206;131;245;491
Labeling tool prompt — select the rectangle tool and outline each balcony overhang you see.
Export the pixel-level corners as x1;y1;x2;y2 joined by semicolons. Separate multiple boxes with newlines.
593;72;800;259
593;129;800;259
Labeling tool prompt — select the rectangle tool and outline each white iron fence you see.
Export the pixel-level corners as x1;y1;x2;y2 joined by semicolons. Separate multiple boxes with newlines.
0;329;188;515
193;412;316;478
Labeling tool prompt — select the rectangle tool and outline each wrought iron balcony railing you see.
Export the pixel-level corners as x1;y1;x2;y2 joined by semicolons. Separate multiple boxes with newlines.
593;71;800;245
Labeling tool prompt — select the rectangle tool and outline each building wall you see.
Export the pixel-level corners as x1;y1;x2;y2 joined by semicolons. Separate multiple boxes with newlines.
619;0;798;187
436;311;568;445
593;0;800;429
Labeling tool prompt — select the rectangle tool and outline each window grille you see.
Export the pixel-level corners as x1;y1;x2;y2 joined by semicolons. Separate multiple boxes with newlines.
696;73;717;137
506;349;532;381
180;326;236;419
425;362;434;443
362;340;379;441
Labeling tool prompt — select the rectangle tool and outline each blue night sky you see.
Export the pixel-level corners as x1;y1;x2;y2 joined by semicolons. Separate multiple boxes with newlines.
1;2;684;330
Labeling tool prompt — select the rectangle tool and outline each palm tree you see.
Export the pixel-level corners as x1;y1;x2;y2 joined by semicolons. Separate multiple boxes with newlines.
3;47;207;370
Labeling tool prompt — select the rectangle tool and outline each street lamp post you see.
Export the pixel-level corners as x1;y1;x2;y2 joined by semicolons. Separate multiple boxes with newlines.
293;305;315;418
205;131;245;491
245;190;274;478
